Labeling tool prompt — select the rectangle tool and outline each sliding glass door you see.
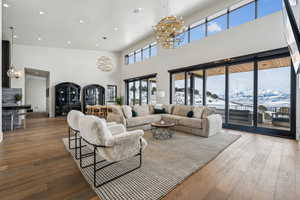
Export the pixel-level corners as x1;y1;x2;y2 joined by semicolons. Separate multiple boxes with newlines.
228;62;254;126
125;74;157;105
169;49;296;138
257;57;291;131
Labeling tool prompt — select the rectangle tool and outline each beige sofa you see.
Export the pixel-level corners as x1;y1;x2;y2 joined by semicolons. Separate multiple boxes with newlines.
107;104;223;138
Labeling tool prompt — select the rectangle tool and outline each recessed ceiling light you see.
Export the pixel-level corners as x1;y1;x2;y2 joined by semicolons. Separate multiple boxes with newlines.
3;3;9;8
114;27;118;31
67;41;71;45
79;19;85;24
133;8;143;13
38;37;42;41
39;11;45;15
13;35;18;39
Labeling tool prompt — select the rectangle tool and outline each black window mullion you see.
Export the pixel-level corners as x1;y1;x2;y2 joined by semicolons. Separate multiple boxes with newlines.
190;73;194;105
253;60;258;127
205;18;208;37
139;80;142;105
203;70;207;106
133;81;136;105
290;61;297;137
147;79;150;104
255;0;258;19
188;26;191;44
227;9;230;29
184;72;188;105
141;48;143;61
225;65;229;124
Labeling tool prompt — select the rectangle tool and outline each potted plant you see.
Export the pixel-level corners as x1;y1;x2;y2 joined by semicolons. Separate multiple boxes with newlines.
116;96;124;105
15;94;22;105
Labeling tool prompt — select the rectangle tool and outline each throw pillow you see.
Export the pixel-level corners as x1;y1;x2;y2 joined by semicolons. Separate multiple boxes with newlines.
122;105;132;119
162;104;173;114
154;108;166;114
187;111;194;118
132;110;138;117
193;106;204;119
133;105;150;116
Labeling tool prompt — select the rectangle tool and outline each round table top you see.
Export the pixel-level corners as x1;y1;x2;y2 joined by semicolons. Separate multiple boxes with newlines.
151;121;175;128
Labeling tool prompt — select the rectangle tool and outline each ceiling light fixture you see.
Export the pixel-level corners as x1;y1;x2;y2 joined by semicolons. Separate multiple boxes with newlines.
7;27;22;79
13;35;18;39
97;56;113;72
3;3;9;8
67;41;71;45
114;27;118;31
79;19;85;24
39;11;45;15
153;0;186;49
38;37;42;41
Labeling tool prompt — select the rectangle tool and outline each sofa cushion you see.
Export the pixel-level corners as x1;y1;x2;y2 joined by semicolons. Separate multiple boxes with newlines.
122;105;132;119
161;114;184;125
149;105;155;114
162;104;174;114
193;106;205;119
172;105;193;117
178;117;203;129
127;114;161;127
110;105;124;116
133;105;150;117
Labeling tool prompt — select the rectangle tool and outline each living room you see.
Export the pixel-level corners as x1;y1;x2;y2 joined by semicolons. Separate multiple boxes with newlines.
1;0;300;199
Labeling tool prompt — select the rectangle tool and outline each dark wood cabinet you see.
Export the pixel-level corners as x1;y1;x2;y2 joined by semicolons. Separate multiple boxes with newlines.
82;84;105;113
55;82;81;116
2;40;10;88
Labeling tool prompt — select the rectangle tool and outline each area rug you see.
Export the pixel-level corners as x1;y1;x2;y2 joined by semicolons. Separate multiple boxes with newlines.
63;131;240;200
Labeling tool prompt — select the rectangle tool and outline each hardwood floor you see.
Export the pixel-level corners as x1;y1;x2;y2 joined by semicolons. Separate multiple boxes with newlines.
0;117;299;200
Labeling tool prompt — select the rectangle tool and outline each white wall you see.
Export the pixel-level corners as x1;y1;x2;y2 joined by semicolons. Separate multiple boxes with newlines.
11;45;121;117
25;75;47;112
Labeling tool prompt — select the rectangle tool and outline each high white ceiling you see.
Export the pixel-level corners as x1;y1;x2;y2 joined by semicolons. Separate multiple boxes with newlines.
2;0;217;52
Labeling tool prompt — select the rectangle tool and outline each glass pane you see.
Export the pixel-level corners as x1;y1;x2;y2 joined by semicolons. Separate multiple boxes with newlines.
142;47;150;60
190;24;206;42
258;0;282;18
128;54;134;64
229;2;255;28
257;57;291;131
150;44;157;57
188;70;203;106
149;78;157;104
141;80;148;104
174;31;189;48
207;14;227;36
135;50;142;63
206;67;226;120
172;73;185;104
128;82;134;105
134;81;140;105
228;62;254;126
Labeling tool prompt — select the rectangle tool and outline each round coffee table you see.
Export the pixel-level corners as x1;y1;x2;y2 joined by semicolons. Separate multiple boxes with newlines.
151;121;175;140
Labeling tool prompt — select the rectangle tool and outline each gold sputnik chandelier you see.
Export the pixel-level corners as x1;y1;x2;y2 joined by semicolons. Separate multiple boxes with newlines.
153;0;186;49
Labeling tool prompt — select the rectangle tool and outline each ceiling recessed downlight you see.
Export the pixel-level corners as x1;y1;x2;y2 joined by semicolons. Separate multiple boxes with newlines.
39;11;45;15
67;41;71;45
114;27;119;31
13;35;18;39
3;3;9;8
79;19;85;24
37;37;42;41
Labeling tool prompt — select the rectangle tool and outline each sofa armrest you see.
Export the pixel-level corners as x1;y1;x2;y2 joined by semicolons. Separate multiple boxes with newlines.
202;114;222;137
108;124;126;135
107;113;126;126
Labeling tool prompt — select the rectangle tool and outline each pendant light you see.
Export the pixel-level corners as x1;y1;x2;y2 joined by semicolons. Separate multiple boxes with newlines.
7;27;21;79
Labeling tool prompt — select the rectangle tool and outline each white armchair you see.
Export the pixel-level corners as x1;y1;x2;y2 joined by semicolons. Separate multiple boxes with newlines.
78;115;147;188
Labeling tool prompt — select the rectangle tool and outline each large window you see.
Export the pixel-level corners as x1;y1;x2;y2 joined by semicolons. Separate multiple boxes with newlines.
169;50;295;138
135;50;142;63
207;10;228;36
142;46;150;60
190;20;206;42
206;67;226;119
125;42;157;65
258;0;282;18
150;42;157;57
172;73;185;105
125;74;157;105
174;31;189;48
257;57;291;130
228;62;254;126
229;1;255;28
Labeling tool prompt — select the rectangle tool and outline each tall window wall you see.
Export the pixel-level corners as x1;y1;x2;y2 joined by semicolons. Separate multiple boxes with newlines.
125;74;157;105
170;50;295;138
125;42;157;65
